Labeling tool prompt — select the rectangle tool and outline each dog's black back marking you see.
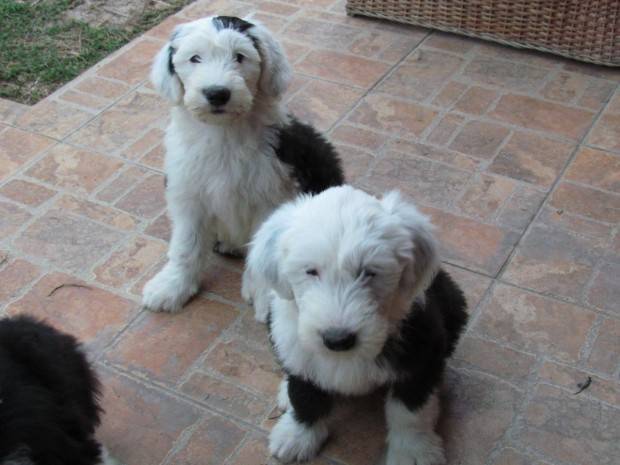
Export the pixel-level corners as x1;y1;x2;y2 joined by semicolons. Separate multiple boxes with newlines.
0;315;103;465
273;118;344;194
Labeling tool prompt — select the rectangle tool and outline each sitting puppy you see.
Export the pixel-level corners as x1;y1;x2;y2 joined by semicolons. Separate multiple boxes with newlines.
0;315;116;465
143;15;343;312
243;186;468;465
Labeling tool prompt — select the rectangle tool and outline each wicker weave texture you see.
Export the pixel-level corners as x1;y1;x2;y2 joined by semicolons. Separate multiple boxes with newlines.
346;0;620;66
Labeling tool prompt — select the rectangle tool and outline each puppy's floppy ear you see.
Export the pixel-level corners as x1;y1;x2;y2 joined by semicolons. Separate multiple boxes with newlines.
246;20;292;99
381;190;439;297
246;203;295;300
150;25;186;103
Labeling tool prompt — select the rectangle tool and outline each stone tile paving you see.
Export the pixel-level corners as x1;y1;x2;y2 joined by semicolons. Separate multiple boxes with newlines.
0;0;618;463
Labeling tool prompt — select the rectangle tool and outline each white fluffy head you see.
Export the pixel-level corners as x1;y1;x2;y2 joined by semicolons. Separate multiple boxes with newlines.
246;186;439;360
151;15;291;124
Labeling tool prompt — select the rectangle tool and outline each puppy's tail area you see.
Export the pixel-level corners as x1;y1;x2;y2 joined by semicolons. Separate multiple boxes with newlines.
427;269;468;357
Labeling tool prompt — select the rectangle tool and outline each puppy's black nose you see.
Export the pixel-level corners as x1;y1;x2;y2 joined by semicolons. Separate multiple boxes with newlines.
203;86;231;106
322;328;357;352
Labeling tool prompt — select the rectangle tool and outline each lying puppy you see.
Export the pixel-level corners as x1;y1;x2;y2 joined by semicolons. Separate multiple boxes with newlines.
0;315;116;465
144;15;343;312
243;186;467;465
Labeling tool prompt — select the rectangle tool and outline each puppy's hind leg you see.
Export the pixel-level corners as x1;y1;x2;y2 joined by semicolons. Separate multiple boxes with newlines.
385;389;445;465
142;199;210;313
270;375;332;463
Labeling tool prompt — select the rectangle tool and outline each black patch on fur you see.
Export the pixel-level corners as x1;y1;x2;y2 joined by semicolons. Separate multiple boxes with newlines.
0;315;103;465
287;375;333;426
212;16;259;51
273;118;344;194
380;269;468;411
167;46;176;74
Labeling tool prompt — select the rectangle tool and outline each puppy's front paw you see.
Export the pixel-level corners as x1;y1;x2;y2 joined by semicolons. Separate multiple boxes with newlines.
386;432;445;465
142;263;199;313
269;411;327;463
213;241;244;258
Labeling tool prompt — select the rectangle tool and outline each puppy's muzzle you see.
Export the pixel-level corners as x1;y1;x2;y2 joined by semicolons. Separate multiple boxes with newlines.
321;328;357;352
202;86;231;111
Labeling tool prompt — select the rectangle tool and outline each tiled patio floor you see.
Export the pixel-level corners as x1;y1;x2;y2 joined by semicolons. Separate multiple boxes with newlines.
1;0;619;464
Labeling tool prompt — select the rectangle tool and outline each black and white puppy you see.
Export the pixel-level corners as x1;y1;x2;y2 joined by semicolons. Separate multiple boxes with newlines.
0;316;117;465
144;15;343;312
244;186;468;465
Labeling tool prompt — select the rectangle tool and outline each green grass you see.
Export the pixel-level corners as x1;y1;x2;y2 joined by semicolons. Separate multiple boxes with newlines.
0;0;190;104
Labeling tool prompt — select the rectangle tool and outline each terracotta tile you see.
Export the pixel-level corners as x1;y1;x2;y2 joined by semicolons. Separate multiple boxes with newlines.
541;72;588;102
362;151;469;208
94;236;166;287
519;384;619;465
229;434;332;465
431;81;467;108
97;39;163;85
143;216;170;246
0;127;55;182
496;185;546;232
139;143;165;170
282;17;361;49
75;76;131;100
98;369;199;465
16;100;92;139
503;223;600;301
281;41;311;65
58;90;109;111
449;121;509;159
330;124;385;151
0;97;28;125
491;448;529;465
550;182;620;223
115;174;166;219
256;0;300;16
202;263;244;303
203;337;281;397
181;372;270;424
587;113;620;151
297;50;390;88
603;90;620;113
349;94;438;137
562;61;620;82
180;0;248;20
426;113;465;146
26;144;123;193
539;361;618;406
565;147;619;193
424;32;474;54
489;131;574;188
491;94;595;140
439;370;521;465
144;14;187;40
67;91;167;153
15;210;123;273
108;296;236;381
424;207;520;275
0;201;32;239
537;206;613;247
442;264;492;310
287;80;363;132
121;128;165;160
337;144;374;182
452;336;536;387
6;272;136;353
587;317;620;375
0;180;56;207
167;414;246;465
387;138;480;171
456;174;515;221
453;86;498;114
475;42;559;68
474;284;595;363
463;56;548;91
96;166;149;203
55;195;137;231
586;262;620;314
376;50;464;101
129;258;166;297
353;30;425;63
578;79;616;111
0;259;40;302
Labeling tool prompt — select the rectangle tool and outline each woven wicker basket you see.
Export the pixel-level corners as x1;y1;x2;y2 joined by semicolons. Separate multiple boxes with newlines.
346;0;620;66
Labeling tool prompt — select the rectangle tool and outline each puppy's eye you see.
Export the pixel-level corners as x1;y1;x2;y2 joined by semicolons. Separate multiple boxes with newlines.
306;269;319;277
361;269;376;279
190;55;201;63
236;53;245;63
